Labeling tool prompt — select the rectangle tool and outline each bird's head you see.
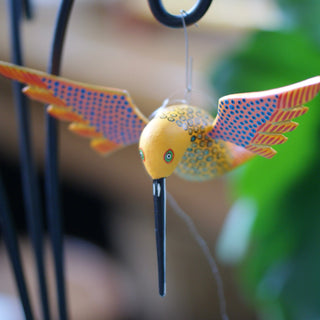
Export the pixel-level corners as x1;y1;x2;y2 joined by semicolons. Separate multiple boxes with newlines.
138;108;190;180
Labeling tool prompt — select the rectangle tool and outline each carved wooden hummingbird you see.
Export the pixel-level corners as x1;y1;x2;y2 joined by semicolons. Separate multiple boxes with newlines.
1;61;320;296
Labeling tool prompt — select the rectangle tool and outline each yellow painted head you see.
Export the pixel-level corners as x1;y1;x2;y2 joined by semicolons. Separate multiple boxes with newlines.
138;105;191;179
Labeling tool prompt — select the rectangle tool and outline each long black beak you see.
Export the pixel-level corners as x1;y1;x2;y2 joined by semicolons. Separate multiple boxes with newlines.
153;178;166;297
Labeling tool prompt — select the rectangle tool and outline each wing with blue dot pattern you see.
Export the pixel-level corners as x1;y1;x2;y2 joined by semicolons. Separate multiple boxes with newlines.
208;77;320;158
0;61;149;155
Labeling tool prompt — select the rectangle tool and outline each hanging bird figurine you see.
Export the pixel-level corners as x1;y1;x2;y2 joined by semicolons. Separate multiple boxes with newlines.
1;61;320;296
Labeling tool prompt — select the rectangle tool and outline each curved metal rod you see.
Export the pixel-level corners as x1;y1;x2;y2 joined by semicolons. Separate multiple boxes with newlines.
0;176;34;320
7;0;50;319
45;1;74;320
22;0;33;19
147;0;213;28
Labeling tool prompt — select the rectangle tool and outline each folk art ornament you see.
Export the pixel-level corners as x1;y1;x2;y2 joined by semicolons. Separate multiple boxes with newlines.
0;60;320;298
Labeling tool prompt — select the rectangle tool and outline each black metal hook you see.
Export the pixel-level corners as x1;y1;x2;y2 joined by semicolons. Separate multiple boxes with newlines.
147;0;213;28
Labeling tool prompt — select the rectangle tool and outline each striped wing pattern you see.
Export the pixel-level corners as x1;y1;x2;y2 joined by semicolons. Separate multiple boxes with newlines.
208;77;320;158
0;61;149;155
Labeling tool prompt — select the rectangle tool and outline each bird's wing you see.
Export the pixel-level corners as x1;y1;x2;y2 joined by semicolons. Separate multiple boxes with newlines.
0;61;149;155
208;77;320;158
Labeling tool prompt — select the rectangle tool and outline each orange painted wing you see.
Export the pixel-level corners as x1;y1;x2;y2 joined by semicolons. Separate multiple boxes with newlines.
0;61;149;155
208;77;320;158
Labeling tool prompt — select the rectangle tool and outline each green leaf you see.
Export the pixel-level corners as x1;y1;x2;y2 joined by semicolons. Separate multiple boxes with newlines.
277;0;320;48
210;30;320;319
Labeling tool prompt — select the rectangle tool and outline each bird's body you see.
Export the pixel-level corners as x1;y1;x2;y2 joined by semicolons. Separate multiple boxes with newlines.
147;104;253;181
1;60;320;296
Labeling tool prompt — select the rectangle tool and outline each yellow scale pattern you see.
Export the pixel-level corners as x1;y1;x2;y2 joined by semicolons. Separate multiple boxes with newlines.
155;105;233;181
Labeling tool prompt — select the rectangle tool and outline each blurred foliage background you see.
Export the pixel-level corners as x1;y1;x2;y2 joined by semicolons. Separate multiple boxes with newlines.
1;0;320;319
211;0;320;319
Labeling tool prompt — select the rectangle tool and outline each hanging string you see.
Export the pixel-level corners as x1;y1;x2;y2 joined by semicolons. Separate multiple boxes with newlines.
180;10;193;103
167;192;229;320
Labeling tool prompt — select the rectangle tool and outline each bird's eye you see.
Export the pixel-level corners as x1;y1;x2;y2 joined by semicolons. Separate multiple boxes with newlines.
139;148;145;162
164;149;174;163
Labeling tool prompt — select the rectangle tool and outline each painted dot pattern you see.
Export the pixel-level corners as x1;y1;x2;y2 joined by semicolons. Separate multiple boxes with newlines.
40;78;147;145
156;105;211;136
175;136;232;181
156;105;232;181
209;96;278;148
208;79;320;157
